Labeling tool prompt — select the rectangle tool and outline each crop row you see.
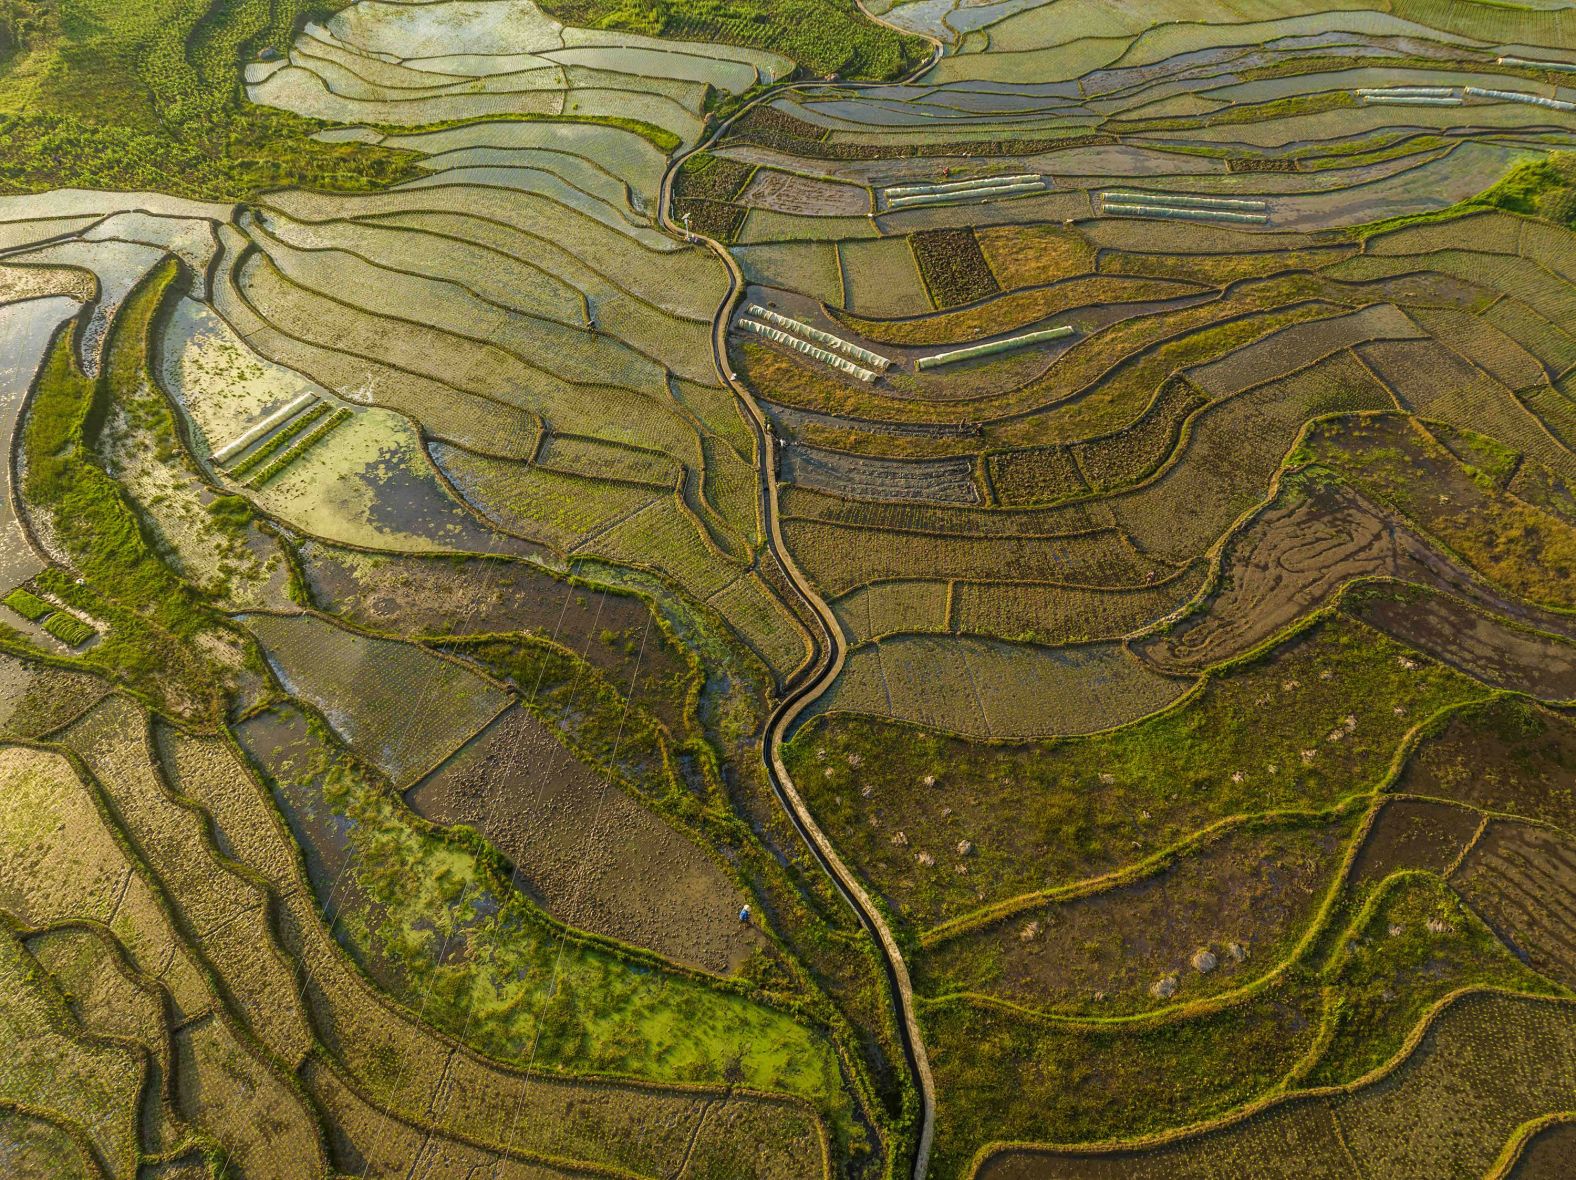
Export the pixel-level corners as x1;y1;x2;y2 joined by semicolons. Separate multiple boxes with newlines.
246;407;350;487
227;397;330;477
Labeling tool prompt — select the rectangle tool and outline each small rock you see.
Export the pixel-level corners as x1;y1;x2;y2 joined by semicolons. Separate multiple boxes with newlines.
1151;975;1179;1000
940;805;953;818
916;851;935;867
1226;942;1248;962
1098;772;1115;785
1020;921;1040;941
1093;991;1106;1002
890;831;908;846
954;863;969;875
816;748;827;761
922;774;937;787
1426;917;1451;934
956;839;972;856
860;785;874;798
1138;809;1151;821
1191;948;1218;974
1230;771;1245;784
824;767;836;778
1388;924;1404;937
848;753;863;768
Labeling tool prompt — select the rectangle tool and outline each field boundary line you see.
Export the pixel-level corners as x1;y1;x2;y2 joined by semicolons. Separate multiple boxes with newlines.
961;988;1576;1179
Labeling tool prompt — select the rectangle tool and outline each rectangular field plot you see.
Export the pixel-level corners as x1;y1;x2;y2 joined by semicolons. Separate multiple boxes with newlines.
243;612;509;789
814;635;1189;739
838;236;933;317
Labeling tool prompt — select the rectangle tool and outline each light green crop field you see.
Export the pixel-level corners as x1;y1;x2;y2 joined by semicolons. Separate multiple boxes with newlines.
2;0;1576;1176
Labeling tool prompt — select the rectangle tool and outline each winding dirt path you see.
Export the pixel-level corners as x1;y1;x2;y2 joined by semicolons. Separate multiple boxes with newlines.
654;24;945;1177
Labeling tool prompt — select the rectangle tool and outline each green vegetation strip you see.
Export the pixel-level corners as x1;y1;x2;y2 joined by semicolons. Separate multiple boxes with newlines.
247;409;352;488
228;401;330;478
2;587;52;623
41;612;94;647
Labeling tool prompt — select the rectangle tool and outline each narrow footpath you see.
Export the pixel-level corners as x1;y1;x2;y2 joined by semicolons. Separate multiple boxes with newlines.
654;20;946;1176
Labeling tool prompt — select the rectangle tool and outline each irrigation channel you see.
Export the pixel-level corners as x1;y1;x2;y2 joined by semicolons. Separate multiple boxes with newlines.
656;21;945;1177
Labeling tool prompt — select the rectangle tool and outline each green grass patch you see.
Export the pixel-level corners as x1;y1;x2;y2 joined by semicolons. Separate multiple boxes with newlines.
1353;150;1576;239
540;0;929;81
0;0;419;198
259;707;846;1110
2;587;52;623
18;260;234;718
788;615;1482;926
1305;871;1567;1087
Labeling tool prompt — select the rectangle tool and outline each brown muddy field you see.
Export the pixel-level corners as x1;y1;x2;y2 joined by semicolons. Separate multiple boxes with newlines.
1348;797;1482;889
1395;698;1576;833
299;541;696;729
1454;822;1576;990
407;706;762;974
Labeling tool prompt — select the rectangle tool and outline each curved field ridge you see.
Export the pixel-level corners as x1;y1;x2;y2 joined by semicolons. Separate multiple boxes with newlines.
971;992;1576;1179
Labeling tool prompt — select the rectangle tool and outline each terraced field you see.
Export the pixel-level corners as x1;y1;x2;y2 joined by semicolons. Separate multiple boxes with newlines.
4;0;1576;1176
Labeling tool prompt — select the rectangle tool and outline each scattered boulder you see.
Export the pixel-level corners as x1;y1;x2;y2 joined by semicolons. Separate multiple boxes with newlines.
956;839;972;856
848;753;863;768
916;851;935;867
1426;916;1451;934
922;774;937;787
1226;941;1249;962
1019;921;1040;941
1388;924;1404;937
1151;975;1179;1000
258;46;283;62
1191;948;1218;974
890;831;908;846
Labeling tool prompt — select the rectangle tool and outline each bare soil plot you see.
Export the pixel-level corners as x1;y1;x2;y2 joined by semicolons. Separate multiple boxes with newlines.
740;167;871;216
0;926;144;1179
782;442;981;503
0;654;108;739
1348;797;1482;889
1512;1118;1576;1179
1396;697;1576;833
1454;822;1576;989
1303;415;1576;610
0;1108;97;1180
1343;583;1576;701
407;705;761;974
815;634;1190;742
927;979;1324;1179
